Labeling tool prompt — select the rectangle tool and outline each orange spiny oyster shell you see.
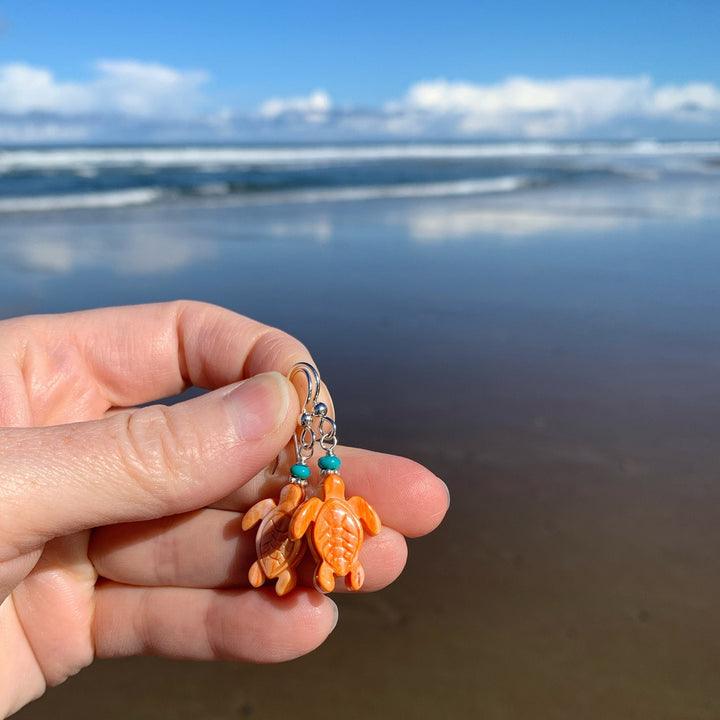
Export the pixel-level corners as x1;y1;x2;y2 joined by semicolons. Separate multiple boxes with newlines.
242;483;306;596
290;473;381;592
256;510;305;577
313;497;362;575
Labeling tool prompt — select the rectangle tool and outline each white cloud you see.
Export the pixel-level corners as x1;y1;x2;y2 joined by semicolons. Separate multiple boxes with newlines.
90;60;208;117
0;63;89;114
390;76;720;137
651;82;720;118
0;60;208;118
0;61;718;142
0;119;91;143
258;90;331;123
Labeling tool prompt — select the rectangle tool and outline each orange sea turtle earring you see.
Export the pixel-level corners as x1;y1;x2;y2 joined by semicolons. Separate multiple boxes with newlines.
241;482;307;595
240;364;321;596
289;369;382;593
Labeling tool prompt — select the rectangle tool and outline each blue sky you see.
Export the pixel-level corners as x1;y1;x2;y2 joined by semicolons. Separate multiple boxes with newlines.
1;0;719;142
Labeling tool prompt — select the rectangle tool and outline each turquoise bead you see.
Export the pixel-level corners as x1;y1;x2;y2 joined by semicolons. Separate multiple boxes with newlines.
290;463;311;480
318;455;341;470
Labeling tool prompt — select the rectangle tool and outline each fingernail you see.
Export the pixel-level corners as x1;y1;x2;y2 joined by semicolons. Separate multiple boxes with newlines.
224;372;290;441
329;598;339;632
440;478;451;507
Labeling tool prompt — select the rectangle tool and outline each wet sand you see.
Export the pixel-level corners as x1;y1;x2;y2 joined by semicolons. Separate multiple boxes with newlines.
7;180;720;719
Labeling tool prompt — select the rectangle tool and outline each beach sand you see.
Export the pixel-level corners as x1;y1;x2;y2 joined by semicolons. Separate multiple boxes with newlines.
7;179;720;719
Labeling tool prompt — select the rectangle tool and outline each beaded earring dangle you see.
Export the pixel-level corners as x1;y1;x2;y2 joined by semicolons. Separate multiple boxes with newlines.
239;364;318;596
242;362;381;595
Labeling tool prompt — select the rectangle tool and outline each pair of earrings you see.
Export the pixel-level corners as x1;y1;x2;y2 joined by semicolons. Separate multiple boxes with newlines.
242;362;381;596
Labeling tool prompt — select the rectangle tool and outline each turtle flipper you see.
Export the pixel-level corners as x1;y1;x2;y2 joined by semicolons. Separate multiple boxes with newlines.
242;498;278;530
315;560;336;593
290;496;323;540
348;496;381;535
248;560;266;588
345;562;365;591
275;568;297;596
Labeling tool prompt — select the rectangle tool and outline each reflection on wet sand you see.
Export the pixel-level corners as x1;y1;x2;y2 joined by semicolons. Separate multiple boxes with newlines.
406;178;720;241
0;221;217;275
9;173;720;719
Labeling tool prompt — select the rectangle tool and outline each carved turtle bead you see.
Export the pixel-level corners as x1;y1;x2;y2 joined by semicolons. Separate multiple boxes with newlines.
242;483;307;596
290;473;381;593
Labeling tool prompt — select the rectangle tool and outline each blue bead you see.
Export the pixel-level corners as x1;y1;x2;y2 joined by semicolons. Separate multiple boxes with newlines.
290;464;311;479
318;455;341;470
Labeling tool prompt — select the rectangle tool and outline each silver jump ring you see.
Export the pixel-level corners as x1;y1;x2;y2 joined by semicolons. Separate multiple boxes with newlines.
288;361;339;462
318;416;337;452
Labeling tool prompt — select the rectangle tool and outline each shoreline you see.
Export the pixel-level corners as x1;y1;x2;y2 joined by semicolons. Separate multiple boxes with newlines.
10;177;720;719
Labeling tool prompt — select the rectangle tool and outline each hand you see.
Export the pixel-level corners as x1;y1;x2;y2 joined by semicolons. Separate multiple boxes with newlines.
0;301;448;717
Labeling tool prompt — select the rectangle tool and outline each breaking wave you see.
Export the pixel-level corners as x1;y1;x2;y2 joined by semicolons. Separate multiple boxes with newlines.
0;140;717;214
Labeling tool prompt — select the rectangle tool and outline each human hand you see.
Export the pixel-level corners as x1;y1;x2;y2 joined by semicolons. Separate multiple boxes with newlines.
0;301;448;717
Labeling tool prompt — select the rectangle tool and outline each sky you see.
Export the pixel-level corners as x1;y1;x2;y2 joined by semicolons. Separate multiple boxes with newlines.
0;0;719;143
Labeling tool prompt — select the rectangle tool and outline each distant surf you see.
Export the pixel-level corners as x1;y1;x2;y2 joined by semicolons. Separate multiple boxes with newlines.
0;140;718;214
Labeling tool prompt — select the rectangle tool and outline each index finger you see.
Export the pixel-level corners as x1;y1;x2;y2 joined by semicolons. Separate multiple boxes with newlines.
1;301;316;414
213;446;450;539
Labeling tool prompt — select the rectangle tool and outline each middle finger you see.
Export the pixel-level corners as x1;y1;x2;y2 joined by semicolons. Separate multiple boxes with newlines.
89;507;407;592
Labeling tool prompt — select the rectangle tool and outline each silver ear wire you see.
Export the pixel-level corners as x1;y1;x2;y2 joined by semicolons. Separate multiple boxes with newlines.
289;362;321;418
286;362;341;479
287;362;324;484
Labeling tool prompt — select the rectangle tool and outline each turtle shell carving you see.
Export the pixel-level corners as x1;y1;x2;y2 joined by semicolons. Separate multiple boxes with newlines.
290;473;381;592
242;483;307;596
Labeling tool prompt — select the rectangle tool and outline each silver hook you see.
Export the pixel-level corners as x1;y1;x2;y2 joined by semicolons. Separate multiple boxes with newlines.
289;362;321;419
286;362;322;482
286;362;340;482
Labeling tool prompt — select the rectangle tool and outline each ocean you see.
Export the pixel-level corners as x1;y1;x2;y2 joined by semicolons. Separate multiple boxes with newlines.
1;139;719;214
7;139;720;720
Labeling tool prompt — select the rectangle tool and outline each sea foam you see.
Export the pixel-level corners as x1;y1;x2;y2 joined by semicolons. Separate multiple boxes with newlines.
1;140;719;174
0;187;163;213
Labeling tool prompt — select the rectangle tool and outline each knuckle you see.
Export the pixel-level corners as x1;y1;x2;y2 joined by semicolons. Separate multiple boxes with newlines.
114;405;199;508
246;327;310;376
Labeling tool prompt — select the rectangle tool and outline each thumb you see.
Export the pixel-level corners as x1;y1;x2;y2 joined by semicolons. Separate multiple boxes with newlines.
0;372;298;554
